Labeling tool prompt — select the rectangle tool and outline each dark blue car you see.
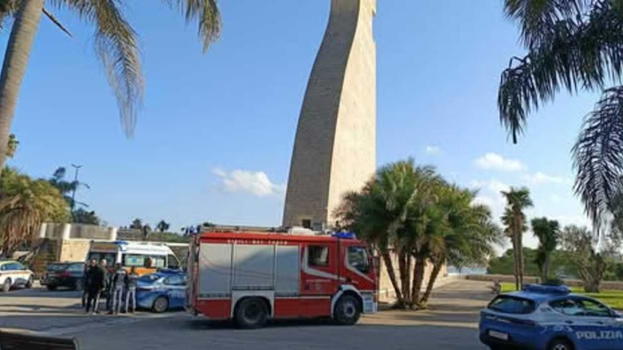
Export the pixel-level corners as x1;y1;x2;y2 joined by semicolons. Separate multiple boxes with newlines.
136;270;186;313
480;284;623;350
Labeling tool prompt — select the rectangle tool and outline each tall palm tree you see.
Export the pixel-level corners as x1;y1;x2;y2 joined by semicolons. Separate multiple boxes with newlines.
0;0;221;170
0;167;69;257
501;187;533;290
531;217;560;282
418;185;500;306
497;0;623;232
335;159;440;309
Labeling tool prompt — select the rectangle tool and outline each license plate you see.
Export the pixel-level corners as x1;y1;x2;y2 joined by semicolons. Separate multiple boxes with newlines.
488;330;509;341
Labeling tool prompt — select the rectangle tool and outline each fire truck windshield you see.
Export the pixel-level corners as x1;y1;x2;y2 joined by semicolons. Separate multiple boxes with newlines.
348;246;370;273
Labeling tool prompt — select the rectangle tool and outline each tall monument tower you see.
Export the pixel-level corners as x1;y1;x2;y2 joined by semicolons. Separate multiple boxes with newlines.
283;0;377;229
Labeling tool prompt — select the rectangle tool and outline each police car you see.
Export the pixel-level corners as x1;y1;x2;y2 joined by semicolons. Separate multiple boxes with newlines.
480;284;623;350
136;269;186;313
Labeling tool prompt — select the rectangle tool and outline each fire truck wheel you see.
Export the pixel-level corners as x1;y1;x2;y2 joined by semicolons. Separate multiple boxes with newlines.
235;298;268;329
334;295;361;325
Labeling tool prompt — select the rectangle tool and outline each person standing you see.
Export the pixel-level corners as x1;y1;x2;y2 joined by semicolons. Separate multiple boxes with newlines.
100;259;112;312
110;263;127;315
125;267;139;313
85;259;104;314
81;262;90;308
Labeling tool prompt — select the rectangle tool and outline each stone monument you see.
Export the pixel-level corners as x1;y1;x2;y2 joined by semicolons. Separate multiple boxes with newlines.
283;0;377;229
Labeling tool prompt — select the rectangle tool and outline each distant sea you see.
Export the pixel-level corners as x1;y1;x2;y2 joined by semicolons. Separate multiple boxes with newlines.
447;266;487;276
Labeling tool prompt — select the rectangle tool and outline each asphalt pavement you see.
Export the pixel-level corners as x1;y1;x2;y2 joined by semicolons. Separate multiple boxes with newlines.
0;280;492;350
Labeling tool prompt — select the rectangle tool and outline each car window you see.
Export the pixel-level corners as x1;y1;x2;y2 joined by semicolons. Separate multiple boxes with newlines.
68;264;84;272
550;298;584;316
308;245;329;267
488;295;536;314
123;254;146;267
348;246;370;273
577;298;612;317
139;274;161;283
0;264;6;271
47;264;68;271
164;275;185;286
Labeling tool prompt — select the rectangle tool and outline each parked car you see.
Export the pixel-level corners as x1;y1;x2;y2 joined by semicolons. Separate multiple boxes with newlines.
41;262;86;291
136;269;186;313
0;260;33;292
480;284;623;350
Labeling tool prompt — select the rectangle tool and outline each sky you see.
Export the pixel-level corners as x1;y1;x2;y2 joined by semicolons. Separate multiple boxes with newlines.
1;1;602;250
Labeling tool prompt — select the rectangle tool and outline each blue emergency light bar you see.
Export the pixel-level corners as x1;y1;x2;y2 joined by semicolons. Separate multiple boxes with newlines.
331;232;357;239
522;284;570;295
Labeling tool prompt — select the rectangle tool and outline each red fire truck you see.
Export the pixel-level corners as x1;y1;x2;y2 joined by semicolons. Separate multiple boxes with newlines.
187;229;378;328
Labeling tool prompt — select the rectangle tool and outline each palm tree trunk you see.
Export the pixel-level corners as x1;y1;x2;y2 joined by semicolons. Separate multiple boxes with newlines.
542;254;550;282
0;0;44;170
380;250;404;307
512;233;520;290
420;260;443;307
410;256;426;308
517;230;524;289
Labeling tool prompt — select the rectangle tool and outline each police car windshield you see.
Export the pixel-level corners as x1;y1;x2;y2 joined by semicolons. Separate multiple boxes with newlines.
488;295;536;314
139;274;161;283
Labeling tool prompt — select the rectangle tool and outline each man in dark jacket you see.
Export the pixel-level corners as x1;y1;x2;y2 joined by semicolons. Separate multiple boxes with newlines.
85;259;104;314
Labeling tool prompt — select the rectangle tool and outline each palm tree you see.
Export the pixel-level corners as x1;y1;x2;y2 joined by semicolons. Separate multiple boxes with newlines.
156;220;170;233
5;133;17;158
418;185;501;306
0;0;221;170
531;217;560;282
497;0;623;232
335;159;440;309
501;187;533;290
0;167;69;257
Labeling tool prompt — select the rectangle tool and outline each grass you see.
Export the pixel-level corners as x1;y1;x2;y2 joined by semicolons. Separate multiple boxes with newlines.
501;283;623;310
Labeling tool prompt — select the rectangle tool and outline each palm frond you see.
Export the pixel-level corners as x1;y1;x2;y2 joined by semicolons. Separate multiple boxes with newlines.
52;0;143;136
504;0;590;48
163;0;221;52
0;0;18;30
499;1;623;143
42;7;72;37
573;85;623;230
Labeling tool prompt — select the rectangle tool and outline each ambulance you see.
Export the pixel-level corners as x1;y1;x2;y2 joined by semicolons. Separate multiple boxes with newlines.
87;241;181;275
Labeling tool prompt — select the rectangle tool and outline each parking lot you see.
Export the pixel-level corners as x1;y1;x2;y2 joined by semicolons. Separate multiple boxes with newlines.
0;280;490;350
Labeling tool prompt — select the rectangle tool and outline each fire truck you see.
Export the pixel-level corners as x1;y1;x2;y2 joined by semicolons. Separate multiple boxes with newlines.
187;228;378;328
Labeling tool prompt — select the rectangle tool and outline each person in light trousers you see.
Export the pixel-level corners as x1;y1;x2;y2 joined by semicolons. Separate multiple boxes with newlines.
125;267;139;313
110;263;127;315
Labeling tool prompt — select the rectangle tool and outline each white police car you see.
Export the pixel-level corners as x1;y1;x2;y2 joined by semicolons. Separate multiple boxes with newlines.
480;284;623;350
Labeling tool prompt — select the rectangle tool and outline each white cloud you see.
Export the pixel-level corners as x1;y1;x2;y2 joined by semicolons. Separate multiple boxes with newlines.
474;153;525;172
425;145;442;155
213;168;284;197
521;172;572;185
471;179;511;222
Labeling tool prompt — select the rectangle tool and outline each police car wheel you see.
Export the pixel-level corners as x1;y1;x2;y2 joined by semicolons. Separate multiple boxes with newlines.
549;339;573;350
235;298;268;329
334;295;361;325
2;279;11;292
25;277;33;289
152;296;169;313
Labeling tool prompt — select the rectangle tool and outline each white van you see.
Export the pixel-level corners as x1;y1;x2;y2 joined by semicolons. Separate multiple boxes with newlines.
87;241;180;275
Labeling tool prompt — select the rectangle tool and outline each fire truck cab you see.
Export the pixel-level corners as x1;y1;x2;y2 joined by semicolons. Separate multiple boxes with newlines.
187;229;378;328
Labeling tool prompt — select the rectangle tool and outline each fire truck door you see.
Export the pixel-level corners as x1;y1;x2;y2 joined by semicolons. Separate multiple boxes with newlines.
301;243;338;296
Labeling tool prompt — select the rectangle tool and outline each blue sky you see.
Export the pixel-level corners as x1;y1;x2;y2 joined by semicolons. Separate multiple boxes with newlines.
2;1;600;248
